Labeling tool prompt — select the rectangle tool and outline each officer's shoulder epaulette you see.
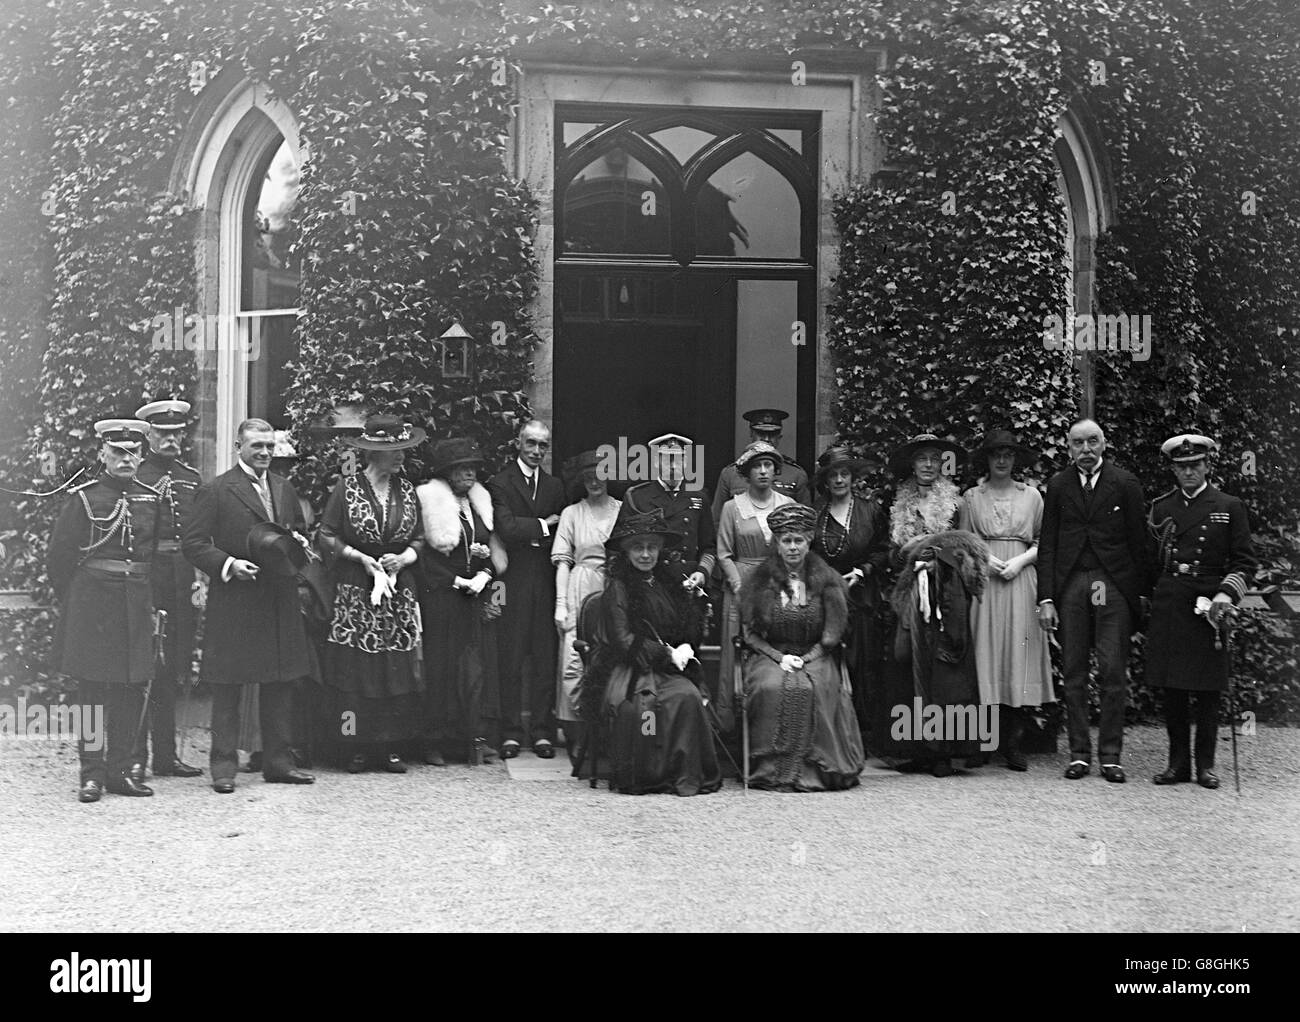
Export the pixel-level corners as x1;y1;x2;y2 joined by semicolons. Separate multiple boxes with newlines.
132;479;161;496
173;460;200;476
68;478;98;494
1151;486;1179;506
784;458;805;472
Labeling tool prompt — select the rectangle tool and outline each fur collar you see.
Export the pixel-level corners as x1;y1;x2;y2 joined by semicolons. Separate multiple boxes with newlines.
889;475;961;547
740;550;848;643
417;478;494;553
890;528;990;618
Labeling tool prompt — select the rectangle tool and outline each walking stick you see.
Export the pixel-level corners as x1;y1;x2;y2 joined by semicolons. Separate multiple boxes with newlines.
130;609;166;772
733;634;748;793
1220;610;1241;795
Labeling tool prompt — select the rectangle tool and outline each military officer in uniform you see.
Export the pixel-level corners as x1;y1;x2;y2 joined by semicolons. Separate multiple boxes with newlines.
1147;434;1256;790
711;408;811;523
620;433;717;593
48;419;160;802
133;398;203;777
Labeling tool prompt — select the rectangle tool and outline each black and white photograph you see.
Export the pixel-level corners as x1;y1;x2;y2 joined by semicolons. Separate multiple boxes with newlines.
0;0;1295;982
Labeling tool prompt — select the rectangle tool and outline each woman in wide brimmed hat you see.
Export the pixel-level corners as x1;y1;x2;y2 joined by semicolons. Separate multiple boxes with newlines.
878;431;987;777
317;414;428;774
416;436;508;765
578;511;721;796
811;444;890;740
715;440;793;732
551;449;621;750
739;503;865;791
957;429;1052;771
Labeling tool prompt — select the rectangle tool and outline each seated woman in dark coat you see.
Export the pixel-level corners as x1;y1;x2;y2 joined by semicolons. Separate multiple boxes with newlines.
740;503;865;792
581;511;721;796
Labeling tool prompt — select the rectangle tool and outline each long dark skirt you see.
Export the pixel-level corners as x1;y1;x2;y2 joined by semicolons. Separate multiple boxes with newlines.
420;589;502;756
605;665;722;796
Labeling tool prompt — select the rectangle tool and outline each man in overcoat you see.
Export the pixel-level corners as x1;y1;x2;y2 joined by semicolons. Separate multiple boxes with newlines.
1037;418;1150;783
487;418;567;759
133;398;203;777
183;417;315;791
1146;434;1256;789
48;419;160;802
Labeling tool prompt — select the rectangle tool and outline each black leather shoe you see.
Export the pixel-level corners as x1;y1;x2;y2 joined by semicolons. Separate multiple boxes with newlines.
383;754;407;774
499;741;521;760
154;758;202;778
347;754;367;774
1064;760;1090;780
533;739;556;760
128;762;147;784
290;747;311;769
1197;768;1220;790
1003;749;1028;772
265;769;315;784
212;778;236;794
1153;766;1191;785
78;780;103;803
931;758;954;777
1100;764;1126;784
106;775;154;797
422;747;447;767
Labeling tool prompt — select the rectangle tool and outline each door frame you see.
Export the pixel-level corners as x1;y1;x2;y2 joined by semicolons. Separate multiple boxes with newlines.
512;61;880;472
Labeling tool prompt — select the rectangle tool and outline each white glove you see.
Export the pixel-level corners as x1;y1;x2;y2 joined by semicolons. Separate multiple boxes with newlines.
370;569;396;606
670;643;695;672
780;654;805;673
464;572;489;596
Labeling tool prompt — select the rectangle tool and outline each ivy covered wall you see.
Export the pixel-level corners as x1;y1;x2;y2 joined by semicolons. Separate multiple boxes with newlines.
0;0;1295;716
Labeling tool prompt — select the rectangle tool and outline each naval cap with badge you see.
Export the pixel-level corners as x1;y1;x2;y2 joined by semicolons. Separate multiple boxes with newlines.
1161;433;1217;463
135;398;191;431
94;418;149;452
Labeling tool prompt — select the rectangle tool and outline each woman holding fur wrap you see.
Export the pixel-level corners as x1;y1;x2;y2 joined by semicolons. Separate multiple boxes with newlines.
740;503;865;791
417;438;508;765
880;434;988;776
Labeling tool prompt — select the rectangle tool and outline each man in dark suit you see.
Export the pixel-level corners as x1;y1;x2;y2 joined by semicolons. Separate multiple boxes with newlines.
133;398;203;778
1147;434;1256;790
182;417;315;791
487;418;568;760
1037;418;1150;783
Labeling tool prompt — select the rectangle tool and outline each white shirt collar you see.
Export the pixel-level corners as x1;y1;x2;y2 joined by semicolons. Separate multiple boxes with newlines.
1078;458;1104;485
517;457;535;480
236;459;266;483
1181;481;1208;501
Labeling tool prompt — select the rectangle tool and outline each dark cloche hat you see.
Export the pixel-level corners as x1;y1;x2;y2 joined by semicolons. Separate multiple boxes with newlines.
605;510;684;551
429;437;485;477
343;414;427;452
973;428;1037;468
815;444;869;489
767;503;818;535
245;521;308;578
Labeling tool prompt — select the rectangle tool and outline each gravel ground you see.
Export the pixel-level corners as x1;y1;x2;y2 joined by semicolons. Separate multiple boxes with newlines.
1;719;1296;932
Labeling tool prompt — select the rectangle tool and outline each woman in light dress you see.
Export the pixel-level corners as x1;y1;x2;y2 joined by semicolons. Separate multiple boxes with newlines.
552;449;621;758
958;429;1053;771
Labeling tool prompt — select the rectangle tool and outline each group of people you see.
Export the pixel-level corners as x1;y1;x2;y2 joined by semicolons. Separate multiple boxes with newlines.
47;399;1255;804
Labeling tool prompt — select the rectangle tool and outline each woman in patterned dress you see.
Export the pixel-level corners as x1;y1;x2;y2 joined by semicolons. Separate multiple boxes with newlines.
552;449;621;757
740;503;864;791
717;441;793;731
958;429;1053;771
318;415;426;774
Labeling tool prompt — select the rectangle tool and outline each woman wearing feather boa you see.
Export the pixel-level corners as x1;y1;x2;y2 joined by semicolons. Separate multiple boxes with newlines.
877;434;989;776
416;438;508;765
739;503;865;791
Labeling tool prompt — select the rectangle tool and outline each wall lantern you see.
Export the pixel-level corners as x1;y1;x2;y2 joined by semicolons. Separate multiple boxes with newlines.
440;321;472;379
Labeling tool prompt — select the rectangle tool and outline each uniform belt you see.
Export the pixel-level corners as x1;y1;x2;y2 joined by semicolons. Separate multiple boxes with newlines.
1167;562;1221;578
154;540;183;554
80;558;151;576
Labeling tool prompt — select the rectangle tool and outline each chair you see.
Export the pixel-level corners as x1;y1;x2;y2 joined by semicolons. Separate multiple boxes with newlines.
569;590;608;788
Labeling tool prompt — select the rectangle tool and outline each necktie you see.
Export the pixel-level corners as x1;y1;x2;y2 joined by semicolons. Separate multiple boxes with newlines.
528;472;537;502
254;474;274;519
1083;472;1095;498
